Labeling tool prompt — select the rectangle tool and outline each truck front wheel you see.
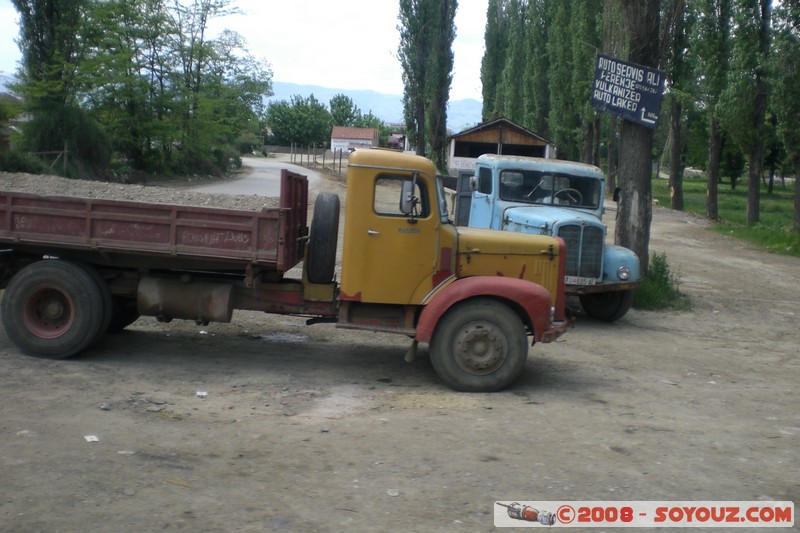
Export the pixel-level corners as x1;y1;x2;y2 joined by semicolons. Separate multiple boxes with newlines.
579;290;635;322
429;299;529;392
1;260;106;358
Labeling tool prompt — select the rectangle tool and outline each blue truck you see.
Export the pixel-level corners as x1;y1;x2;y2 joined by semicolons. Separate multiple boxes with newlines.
455;154;640;322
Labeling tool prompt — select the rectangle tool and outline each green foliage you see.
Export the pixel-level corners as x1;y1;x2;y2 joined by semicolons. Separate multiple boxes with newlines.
545;0;574;153
17;103;111;176
398;0;457;168
0;150;48;173
330;94;361;126
0;95;23;122
479;0;601;160
633;252;690;310
772;3;800;167
481;0;509;120
9;0;272;178
500;0;526;122
266;95;332;146
652;174;800;256
717;0;765;154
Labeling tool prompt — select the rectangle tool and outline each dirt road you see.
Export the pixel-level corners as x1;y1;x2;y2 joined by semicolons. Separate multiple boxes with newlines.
1;164;798;531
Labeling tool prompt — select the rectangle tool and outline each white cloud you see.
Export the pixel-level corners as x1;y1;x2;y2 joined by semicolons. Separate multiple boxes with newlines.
0;0;21;75
0;0;485;101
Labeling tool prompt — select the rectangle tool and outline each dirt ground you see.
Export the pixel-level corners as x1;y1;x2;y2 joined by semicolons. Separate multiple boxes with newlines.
1;161;798;532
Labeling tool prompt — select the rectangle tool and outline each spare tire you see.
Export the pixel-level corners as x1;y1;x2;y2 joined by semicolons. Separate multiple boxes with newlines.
307;192;340;284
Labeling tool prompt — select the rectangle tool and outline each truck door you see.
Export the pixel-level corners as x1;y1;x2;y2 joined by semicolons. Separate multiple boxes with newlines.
467;166;495;229
340;171;440;305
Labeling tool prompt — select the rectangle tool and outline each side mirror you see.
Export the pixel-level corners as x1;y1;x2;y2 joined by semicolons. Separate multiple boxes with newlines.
469;175;479;192
613;187;621;203
400;179;417;215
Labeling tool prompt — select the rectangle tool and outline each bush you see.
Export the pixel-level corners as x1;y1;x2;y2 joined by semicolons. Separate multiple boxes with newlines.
0;150;48;174
633;252;690;310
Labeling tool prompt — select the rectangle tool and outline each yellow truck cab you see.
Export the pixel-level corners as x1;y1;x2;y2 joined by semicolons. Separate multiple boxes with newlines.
335;149;568;390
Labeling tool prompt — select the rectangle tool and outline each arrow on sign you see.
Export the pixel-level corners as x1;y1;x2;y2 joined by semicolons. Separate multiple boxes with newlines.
640;108;656;125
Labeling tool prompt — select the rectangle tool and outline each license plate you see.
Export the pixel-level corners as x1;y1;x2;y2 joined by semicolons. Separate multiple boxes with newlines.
565;275;596;286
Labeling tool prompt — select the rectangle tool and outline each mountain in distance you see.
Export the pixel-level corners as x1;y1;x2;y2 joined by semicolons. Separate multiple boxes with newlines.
267;81;482;133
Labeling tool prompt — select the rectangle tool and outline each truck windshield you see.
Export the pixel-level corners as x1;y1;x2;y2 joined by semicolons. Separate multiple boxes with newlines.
499;169;601;209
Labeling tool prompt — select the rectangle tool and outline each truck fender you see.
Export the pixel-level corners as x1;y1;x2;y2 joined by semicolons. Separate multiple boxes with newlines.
603;244;641;283
415;277;553;344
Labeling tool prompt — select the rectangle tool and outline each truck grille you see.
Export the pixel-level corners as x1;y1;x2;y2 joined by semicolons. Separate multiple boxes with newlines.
558;225;603;279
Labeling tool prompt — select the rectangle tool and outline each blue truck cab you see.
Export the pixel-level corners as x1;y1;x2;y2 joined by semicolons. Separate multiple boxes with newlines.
459;154;640;322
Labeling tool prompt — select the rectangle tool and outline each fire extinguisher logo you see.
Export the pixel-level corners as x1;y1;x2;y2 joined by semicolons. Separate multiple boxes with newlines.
496;502;556;526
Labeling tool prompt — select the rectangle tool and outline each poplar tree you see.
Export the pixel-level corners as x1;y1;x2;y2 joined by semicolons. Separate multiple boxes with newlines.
772;0;800;232
481;0;508;121
719;0;771;224
12;0;110;174
546;0;580;159
499;0;526;123
522;0;549;135
692;0;731;220
570;0;602;165
662;0;694;210
398;0;458;170
427;0;457;169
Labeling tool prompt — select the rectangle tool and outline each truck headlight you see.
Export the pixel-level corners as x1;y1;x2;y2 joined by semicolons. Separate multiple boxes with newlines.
617;266;631;280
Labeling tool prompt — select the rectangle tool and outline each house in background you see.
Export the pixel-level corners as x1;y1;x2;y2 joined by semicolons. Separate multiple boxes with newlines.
446;118;556;179
330;126;379;153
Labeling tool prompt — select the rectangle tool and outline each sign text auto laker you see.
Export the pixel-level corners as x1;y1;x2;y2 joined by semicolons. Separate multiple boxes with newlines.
591;53;666;129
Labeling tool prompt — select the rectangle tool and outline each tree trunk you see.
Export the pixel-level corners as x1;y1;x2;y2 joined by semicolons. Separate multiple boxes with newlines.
593;117;601;167
747;0;771;225
615;0;660;276
707;116;721;220
616;119;654;275
669;96;683;210
607;115;618;193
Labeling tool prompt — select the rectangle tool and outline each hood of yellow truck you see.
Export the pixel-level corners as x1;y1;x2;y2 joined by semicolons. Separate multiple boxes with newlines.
456;226;560;256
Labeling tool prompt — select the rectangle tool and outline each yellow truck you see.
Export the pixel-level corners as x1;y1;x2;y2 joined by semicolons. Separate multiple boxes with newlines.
0;149;569;391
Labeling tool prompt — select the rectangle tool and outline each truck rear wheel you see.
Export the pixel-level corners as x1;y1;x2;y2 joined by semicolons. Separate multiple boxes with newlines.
1;260;106;358
579;290;635;322
429;298;528;392
307;192;340;284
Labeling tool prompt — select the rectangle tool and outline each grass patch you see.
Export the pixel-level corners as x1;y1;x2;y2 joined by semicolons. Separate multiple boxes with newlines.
633;252;690;311
651;174;800;257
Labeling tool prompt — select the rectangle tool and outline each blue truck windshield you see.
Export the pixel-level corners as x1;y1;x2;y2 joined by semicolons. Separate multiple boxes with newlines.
499;169;601;209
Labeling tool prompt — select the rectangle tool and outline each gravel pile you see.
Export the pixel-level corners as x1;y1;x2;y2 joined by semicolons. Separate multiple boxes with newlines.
0;172;279;212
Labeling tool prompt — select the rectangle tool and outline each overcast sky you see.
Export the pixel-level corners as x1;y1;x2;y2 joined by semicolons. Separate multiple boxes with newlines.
0;0;486;101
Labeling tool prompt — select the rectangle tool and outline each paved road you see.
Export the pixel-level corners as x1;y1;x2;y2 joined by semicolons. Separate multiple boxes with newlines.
192;155;323;196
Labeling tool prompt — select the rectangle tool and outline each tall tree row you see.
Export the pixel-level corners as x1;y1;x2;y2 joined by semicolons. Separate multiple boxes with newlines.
398;0;458;170
480;0;601;163
10;0;273;177
480;0;799;251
